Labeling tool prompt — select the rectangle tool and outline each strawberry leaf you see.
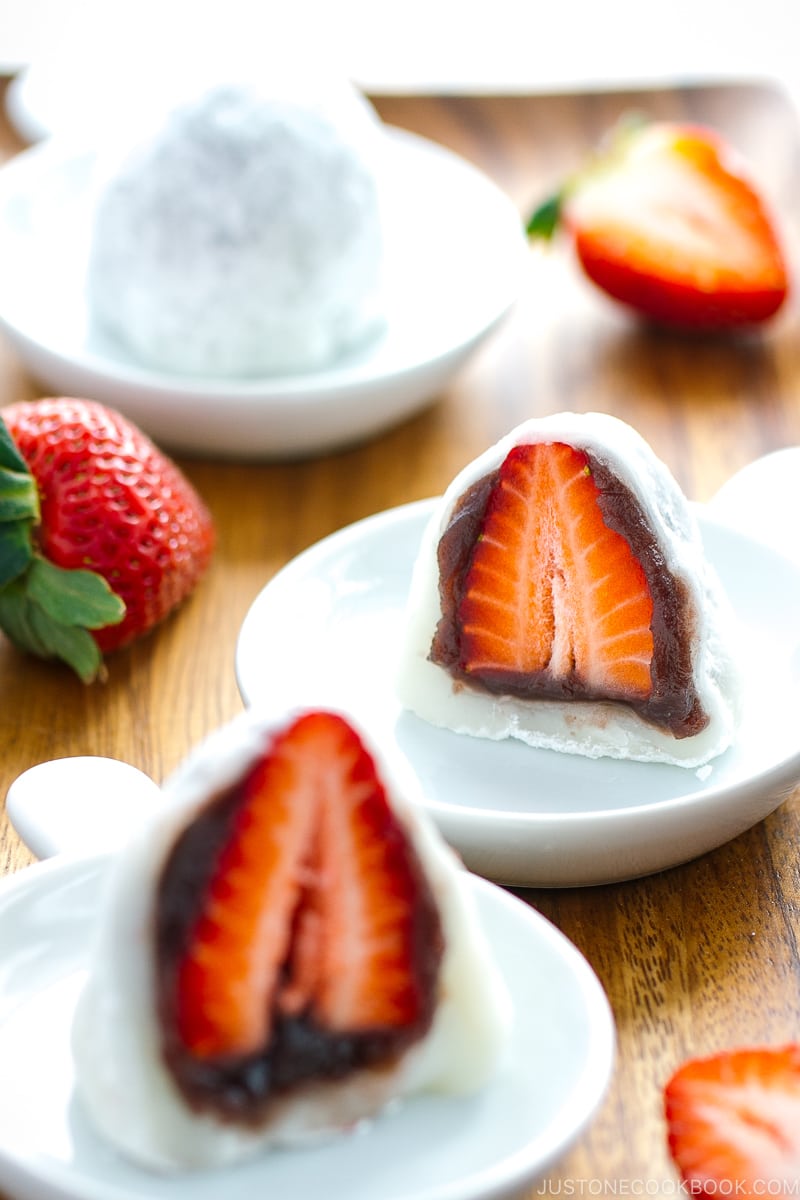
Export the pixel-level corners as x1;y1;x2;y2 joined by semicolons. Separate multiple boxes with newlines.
0;465;39;524
0;416;38;588
0;522;32;588
0;578;51;659
0;574;106;682
27;604;105;683
0;419;29;474
27;557;125;630
526;191;564;240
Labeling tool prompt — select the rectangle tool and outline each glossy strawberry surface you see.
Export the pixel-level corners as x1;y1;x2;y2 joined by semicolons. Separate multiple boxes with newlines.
1;397;214;676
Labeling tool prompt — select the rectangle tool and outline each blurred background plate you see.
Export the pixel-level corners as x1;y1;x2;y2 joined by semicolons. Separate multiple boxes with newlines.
2;0;794;124
0;126;527;459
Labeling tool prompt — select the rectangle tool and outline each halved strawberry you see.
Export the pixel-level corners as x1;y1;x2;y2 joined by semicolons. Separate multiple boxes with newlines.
309;712;436;1033
528;116;788;329
159;711;443;1099
173;743;320;1059
457;441;654;702
665;1044;800;1194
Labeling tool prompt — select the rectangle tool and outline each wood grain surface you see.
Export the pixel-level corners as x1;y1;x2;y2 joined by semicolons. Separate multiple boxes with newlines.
1;76;800;1194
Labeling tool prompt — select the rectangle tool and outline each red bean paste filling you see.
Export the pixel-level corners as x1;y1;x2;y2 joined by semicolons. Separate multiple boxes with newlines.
155;782;444;1125
430;453;708;738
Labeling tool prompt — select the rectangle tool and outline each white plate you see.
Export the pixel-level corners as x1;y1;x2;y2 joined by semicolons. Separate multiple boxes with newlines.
0;853;613;1200
0;129;526;459
707;446;800;567
235;499;800;887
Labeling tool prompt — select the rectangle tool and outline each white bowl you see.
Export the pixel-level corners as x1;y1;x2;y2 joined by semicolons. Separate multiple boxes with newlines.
0;128;527;459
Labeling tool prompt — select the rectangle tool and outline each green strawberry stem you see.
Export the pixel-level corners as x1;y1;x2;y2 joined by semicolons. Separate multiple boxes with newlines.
0;416;125;682
525;110;650;243
526;190;564;241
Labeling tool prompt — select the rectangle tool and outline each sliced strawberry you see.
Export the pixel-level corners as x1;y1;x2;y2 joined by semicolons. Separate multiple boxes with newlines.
160;711;442;1085
528;117;788;329
173;743;319;1059
457;441;654;702
665;1044;800;1194
309;710;438;1032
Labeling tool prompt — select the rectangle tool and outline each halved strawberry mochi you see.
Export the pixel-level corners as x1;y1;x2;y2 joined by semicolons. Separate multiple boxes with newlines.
156;711;443;1118
398;413;740;767
71;707;509;1171
434;439;701;737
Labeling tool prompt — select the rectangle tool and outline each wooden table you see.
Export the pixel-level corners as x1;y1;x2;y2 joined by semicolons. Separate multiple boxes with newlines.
1;76;800;1194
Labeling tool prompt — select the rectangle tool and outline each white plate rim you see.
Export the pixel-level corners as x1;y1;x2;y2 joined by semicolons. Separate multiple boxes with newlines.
0;853;615;1200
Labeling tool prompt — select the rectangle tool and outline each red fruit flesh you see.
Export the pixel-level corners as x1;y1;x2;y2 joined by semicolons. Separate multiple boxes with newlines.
565;123;788;328
457;441;654;702
174;745;320;1059
303;715;435;1034
431;441;707;738
163;712;442;1076
665;1045;800;1194
3;398;214;652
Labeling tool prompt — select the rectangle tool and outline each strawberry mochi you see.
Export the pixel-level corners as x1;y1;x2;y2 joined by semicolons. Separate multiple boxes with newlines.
71;708;509;1171
396;412;740;767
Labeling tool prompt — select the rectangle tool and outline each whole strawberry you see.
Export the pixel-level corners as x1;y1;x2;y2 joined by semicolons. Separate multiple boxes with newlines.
0;397;215;682
528;115;788;330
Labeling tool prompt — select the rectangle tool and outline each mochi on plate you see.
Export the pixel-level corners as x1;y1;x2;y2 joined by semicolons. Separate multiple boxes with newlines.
71;707;509;1171
396;411;740;768
86;75;386;378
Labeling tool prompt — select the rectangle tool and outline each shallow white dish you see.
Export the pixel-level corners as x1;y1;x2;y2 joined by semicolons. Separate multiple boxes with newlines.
0;128;526;459
0;853;613;1200
236;499;800;887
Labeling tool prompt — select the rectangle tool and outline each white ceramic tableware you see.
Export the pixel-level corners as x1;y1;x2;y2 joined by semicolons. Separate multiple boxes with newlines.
0;851;613;1200
707;446;800;566
6;755;162;860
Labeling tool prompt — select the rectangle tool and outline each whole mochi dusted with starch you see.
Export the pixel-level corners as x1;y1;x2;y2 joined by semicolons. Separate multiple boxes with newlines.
86;74;386;378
